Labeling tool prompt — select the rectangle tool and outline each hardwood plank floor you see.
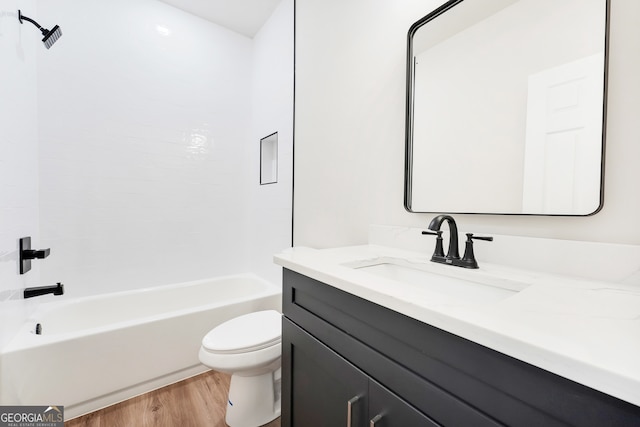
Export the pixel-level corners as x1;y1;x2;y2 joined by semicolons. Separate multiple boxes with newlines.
66;370;281;427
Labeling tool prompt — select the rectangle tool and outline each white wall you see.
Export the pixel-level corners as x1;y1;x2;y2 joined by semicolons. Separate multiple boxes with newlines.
247;0;294;284
294;0;640;248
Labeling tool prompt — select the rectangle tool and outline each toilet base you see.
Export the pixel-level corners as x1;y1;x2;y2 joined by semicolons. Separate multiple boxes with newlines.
226;368;281;427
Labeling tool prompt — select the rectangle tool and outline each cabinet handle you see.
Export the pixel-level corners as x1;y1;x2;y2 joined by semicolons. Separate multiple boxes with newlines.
370;413;383;426
347;395;360;427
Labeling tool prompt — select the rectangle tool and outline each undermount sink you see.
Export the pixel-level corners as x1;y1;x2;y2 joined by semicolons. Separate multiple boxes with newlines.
343;257;532;304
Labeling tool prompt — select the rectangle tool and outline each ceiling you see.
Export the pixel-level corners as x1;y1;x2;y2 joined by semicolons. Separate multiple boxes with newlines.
157;0;282;38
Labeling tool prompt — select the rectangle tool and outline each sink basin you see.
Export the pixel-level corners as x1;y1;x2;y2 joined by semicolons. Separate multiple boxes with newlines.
344;257;531;304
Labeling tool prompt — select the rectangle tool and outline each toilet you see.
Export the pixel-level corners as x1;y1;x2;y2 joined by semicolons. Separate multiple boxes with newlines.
199;310;282;427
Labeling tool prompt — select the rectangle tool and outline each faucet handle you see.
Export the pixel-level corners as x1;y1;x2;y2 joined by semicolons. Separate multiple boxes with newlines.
468;233;493;242
461;233;493;269
422;230;445;258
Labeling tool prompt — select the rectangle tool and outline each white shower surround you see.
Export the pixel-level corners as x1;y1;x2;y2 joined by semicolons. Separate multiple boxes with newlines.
37;0;245;298
0;0;293;361
33;0;292;299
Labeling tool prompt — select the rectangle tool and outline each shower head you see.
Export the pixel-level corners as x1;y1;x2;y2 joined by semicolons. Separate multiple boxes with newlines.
18;10;63;49
42;25;62;49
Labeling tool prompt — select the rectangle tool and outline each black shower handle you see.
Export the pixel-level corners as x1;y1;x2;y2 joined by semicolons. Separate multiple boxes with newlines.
19;236;52;274
23;248;50;260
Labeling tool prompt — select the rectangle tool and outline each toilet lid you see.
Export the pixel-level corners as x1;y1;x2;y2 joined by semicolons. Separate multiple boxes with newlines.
202;310;281;354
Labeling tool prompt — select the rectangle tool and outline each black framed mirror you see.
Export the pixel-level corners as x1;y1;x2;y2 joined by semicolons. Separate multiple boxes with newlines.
405;0;609;215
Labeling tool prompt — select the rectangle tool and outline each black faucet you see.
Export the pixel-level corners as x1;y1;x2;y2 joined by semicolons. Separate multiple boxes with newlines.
24;283;64;299
425;214;459;259
422;215;492;269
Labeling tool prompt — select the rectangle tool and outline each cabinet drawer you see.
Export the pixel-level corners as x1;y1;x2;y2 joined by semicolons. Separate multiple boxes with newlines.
283;269;640;426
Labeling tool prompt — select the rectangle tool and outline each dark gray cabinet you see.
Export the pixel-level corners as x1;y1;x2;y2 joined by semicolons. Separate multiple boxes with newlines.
285;317;367;426
284;317;437;427
281;268;640;427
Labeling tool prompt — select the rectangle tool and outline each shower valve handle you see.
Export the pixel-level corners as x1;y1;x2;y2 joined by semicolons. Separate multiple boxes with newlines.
19;236;52;274
23;248;50;260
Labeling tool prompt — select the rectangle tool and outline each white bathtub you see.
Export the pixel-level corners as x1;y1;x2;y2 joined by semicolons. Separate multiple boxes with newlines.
0;274;281;420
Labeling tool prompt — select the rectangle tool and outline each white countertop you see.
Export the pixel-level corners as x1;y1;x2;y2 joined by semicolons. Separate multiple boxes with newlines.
274;244;640;407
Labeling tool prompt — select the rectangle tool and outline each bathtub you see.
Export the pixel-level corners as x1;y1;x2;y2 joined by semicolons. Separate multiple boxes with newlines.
0;274;281;420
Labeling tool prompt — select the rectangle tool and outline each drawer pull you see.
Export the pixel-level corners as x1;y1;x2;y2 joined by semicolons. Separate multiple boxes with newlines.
347;395;360;427
370;413;383;426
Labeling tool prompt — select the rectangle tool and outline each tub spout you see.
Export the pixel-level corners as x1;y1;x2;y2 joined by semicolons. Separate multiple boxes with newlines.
24;282;64;299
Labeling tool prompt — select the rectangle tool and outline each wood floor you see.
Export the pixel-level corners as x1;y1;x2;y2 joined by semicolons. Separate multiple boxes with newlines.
66;370;281;427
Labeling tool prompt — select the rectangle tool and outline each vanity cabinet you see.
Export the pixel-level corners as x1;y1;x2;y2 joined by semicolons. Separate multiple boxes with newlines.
281;269;640;427
284;318;437;426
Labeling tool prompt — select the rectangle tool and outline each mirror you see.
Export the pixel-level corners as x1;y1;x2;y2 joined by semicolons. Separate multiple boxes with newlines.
405;0;609;215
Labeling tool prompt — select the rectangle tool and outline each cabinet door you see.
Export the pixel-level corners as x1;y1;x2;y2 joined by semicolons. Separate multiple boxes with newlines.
369;379;440;427
283;318;369;427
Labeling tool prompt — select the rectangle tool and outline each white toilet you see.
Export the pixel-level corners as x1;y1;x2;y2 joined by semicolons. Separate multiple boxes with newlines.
199;310;282;427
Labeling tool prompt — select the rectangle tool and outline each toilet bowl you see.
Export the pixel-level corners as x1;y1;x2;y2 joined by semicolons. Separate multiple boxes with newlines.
199;310;282;427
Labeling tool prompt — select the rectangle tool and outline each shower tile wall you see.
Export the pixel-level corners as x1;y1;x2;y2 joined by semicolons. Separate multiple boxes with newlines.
33;0;291;300
0;0;41;349
35;0;252;298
